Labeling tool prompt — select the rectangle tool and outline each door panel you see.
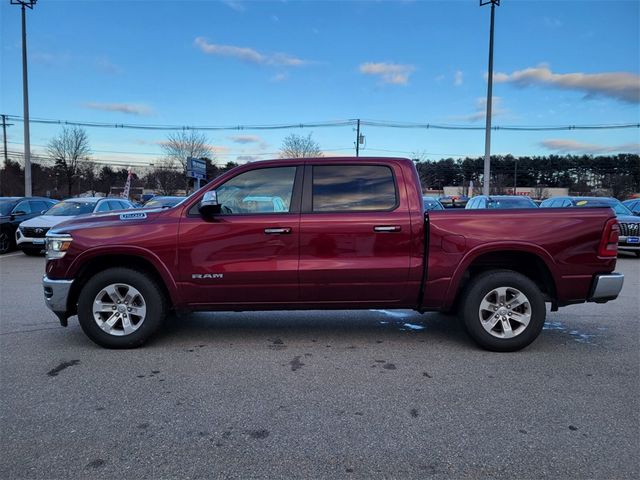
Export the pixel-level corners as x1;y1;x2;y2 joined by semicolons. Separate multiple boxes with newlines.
298;163;412;304
177;165;301;306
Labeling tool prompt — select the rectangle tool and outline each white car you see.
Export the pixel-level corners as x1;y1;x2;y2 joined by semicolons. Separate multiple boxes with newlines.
16;197;134;255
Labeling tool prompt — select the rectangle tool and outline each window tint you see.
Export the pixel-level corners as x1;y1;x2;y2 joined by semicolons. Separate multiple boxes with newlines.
29;201;50;213
216;167;296;214
13;201;32;214
312;165;397;212
95;201;111;212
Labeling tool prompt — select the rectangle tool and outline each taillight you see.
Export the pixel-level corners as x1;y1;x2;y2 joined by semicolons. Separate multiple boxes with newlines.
598;218;619;257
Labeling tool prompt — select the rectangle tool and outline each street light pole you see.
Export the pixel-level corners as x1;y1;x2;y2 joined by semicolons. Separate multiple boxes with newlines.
11;0;37;196
480;0;499;196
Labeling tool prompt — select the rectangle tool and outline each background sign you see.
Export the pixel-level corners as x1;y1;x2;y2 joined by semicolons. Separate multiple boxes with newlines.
187;157;207;180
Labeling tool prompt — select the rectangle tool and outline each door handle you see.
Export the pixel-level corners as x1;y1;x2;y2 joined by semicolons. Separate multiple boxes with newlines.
264;227;292;235
374;225;401;233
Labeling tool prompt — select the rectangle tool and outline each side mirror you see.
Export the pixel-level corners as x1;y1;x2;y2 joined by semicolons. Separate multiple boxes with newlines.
12;210;27;216
199;190;222;217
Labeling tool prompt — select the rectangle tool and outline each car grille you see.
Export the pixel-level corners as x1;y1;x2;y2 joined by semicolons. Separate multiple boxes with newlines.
21;227;50;238
619;223;639;237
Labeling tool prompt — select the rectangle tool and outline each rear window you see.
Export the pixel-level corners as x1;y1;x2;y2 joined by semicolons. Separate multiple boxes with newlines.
312;165;397;212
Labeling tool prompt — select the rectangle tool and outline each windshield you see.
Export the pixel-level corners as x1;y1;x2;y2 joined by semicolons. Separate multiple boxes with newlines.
573;199;633;216
423;198;444;210
487;198;537;209
46;201;96;216
0;200;17;216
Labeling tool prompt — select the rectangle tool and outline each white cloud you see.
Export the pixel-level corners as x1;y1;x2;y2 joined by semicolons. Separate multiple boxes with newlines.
271;72;288;82
454;70;463;86
194;37;306;67
83;102;153;116
451;97;507;122
494;65;640;103
95;56;123;75
540;139;640;154
359;62;415;85
222;1;246;12
228;135;263;144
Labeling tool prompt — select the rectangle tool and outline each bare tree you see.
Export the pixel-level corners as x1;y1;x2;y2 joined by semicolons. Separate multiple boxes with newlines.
146;160;184;195
279;133;322;158
161;131;213;190
47;127;92;196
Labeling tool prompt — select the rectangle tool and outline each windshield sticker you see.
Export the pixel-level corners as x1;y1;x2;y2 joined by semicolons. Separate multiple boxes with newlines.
576;200;588;206
120;212;147;221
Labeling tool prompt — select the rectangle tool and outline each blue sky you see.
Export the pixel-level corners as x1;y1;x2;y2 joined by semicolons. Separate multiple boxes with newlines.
1;0;639;169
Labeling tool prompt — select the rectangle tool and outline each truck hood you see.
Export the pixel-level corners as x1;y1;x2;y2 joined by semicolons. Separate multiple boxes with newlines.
49;209;166;235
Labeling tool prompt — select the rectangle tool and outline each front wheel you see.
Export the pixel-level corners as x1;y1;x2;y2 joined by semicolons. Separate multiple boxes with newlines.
460;270;546;352
0;230;13;254
77;268;167;348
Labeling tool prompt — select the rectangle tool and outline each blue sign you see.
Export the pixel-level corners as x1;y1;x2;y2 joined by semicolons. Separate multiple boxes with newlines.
187;157;207;179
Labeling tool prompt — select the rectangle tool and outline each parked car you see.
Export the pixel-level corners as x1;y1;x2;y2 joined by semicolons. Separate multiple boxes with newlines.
16;197;134;255
422;196;444;210
622;198;640;215
41;158;623;352
142;196;186;209
0;197;58;254
540;196;639;257
466;195;538;209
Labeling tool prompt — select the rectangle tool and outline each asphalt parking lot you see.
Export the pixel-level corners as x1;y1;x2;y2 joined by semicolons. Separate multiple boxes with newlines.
0;252;638;479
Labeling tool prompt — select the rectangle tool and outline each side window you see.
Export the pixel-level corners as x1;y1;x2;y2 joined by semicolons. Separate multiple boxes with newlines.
216;167;296;214
108;200;125;210
562;199;572;207
311;165;397;212
12;201;32;214
95;201;110;212
29;201;49;213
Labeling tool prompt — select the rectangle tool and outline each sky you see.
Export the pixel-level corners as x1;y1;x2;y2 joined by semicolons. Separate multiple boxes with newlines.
1;0;639;170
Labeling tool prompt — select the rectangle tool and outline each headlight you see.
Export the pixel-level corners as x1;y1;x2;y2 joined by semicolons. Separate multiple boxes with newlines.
45;234;73;260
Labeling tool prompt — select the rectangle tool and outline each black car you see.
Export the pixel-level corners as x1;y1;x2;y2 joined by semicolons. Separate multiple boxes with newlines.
0;197;58;254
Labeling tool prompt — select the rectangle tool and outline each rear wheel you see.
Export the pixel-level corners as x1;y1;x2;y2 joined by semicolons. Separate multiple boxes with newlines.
77;268;166;348
0;229;13;254
460;270;546;352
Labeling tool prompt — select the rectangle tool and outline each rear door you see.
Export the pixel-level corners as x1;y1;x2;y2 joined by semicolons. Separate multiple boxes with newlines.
298;162;413;305
177;165;302;306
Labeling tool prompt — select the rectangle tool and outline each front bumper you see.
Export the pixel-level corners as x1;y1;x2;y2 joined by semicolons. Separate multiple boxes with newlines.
588;273;624;303
43;276;74;326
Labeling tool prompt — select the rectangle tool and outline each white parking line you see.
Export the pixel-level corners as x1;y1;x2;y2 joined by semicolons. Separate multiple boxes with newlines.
0;252;24;259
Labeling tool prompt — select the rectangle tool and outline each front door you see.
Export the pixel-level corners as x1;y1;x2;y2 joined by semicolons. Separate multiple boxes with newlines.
178;165;302;306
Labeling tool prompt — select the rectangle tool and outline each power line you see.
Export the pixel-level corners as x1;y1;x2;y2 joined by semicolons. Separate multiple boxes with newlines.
4;114;639;132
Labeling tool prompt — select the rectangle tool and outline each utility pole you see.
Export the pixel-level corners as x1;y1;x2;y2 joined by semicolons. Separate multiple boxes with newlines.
1;115;14;164
513;157;518;194
480;0;499;195
11;0;37;196
355;119;361;157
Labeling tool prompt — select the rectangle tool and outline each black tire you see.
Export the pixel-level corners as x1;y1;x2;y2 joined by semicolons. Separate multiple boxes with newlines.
459;270;546;352
77;267;167;349
0;229;14;254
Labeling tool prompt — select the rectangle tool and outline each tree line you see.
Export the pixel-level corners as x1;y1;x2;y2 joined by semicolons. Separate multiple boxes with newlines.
0;126;637;199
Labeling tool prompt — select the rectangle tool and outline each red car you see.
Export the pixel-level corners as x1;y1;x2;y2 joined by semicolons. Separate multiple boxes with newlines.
42;158;623;351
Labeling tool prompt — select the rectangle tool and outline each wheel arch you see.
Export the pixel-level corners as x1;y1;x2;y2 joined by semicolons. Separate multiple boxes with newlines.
446;245;558;311
66;251;179;316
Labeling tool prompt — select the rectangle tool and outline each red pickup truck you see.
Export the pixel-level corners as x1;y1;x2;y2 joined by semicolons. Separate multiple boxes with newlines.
42;157;624;351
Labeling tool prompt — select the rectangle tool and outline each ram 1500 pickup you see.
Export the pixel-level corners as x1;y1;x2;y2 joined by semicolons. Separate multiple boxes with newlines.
42;158;624;351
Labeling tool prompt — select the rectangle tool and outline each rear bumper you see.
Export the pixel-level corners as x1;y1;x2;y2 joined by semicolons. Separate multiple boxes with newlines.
43;276;74;326
588;273;624;303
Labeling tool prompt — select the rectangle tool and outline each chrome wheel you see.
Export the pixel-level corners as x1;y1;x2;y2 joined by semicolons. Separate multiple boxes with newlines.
92;283;147;336
478;286;531;339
